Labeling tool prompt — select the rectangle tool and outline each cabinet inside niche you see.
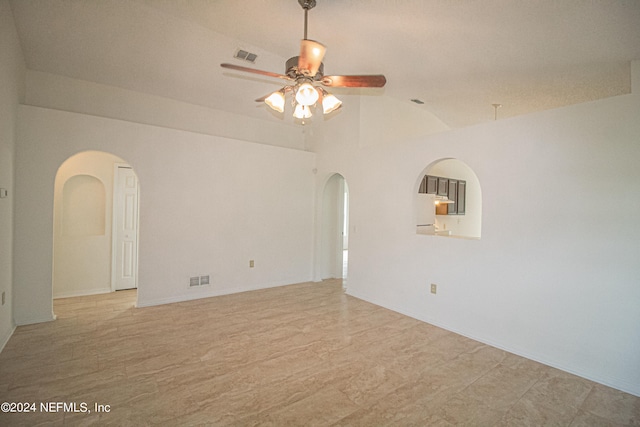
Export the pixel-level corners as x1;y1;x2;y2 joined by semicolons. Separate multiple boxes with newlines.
419;174;466;216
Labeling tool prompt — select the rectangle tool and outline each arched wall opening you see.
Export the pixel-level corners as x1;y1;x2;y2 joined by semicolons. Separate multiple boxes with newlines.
320;173;350;285
53;151;140;301
415;158;482;239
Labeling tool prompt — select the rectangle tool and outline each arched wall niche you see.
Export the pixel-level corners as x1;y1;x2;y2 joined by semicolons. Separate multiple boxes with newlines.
415;158;482;239
61;174;106;237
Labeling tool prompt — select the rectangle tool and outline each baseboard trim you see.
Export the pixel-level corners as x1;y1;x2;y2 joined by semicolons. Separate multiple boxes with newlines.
137;279;312;308
53;287;112;299
0;324;16;353
14;314;56;326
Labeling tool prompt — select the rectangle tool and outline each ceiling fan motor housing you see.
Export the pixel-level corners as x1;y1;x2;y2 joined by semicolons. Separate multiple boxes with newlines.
286;56;324;80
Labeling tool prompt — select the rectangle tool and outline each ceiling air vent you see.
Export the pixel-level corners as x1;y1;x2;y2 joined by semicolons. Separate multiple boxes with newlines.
234;49;258;63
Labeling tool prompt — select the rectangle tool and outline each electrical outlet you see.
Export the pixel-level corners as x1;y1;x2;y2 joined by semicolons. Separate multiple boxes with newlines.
249;260;254;268
430;284;437;294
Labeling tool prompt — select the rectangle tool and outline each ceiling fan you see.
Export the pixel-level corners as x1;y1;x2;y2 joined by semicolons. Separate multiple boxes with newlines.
220;0;386;121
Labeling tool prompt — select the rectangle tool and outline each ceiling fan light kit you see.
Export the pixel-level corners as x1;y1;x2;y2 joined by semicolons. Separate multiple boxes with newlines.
294;103;313;119
321;89;342;114
220;0;386;122
295;81;319;106
265;89;286;113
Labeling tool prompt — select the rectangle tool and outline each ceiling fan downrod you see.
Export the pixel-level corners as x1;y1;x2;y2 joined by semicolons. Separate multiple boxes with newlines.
298;0;316;40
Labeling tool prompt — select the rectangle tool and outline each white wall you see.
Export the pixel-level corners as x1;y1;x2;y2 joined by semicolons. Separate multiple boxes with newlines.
310;66;640;396
14;106;316;322
359;95;450;147
0;0;25;351
25;70;306;151
53;151;126;298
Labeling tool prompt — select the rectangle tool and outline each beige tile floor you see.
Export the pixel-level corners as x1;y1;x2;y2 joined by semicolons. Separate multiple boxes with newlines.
1;279;639;426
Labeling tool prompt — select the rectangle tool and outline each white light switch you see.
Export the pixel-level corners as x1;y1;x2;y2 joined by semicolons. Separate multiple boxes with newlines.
0;188;7;198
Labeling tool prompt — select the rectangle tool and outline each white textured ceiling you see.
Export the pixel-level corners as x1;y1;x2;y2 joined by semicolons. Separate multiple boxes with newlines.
9;0;640;128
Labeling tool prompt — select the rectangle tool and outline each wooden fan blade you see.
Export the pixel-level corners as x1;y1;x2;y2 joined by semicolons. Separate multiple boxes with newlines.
220;63;291;81
298;39;326;76
321;74;387;88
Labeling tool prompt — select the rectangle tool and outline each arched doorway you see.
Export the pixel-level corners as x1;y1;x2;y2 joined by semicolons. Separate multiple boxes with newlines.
52;151;140;300
320;173;350;286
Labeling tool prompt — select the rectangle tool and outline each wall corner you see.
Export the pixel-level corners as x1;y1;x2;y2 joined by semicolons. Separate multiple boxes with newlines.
632;60;640;95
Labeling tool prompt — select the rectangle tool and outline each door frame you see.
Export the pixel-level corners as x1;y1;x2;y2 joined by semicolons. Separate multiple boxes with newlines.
110;163;140;291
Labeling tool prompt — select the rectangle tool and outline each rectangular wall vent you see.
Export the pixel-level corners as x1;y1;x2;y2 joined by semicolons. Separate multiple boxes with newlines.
190;275;211;287
234;49;257;63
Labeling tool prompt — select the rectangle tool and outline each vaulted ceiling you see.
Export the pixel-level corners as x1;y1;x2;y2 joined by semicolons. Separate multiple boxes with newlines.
9;0;640;128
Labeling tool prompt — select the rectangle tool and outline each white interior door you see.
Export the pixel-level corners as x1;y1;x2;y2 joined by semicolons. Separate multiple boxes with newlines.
113;166;139;290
